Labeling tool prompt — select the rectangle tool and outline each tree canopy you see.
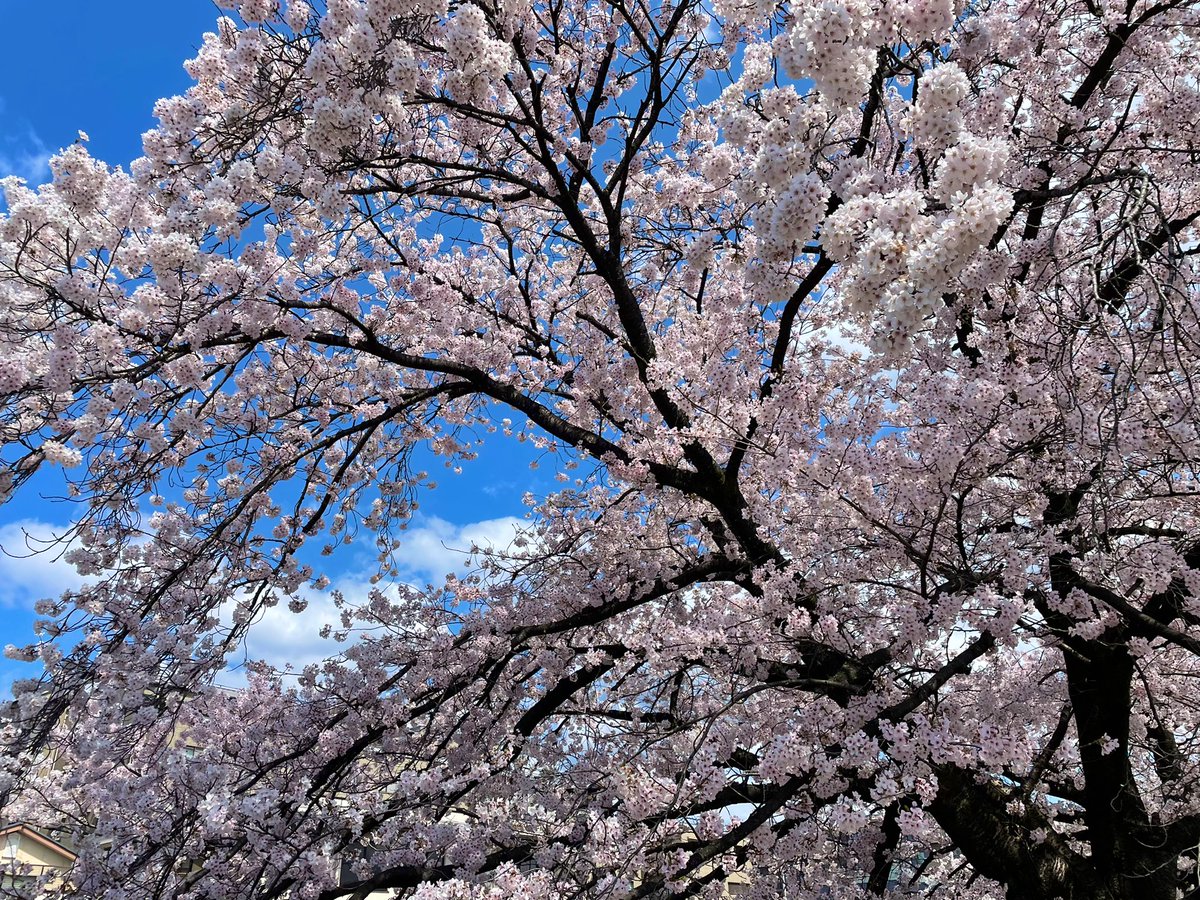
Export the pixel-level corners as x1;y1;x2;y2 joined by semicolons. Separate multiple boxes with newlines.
2;0;1200;897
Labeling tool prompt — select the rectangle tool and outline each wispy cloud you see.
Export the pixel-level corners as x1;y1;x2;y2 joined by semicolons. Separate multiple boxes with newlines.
0;97;53;186
0;512;531;681
0;519;86;609
232;514;530;678
390;514;528;584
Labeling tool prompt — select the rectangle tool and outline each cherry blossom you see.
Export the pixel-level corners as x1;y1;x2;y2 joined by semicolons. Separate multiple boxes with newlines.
1;0;1199;897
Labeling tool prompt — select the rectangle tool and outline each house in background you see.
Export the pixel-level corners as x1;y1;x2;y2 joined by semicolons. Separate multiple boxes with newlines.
0;823;75;893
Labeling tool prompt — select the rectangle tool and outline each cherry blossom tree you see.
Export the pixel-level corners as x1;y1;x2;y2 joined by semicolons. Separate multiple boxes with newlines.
2;0;1200;896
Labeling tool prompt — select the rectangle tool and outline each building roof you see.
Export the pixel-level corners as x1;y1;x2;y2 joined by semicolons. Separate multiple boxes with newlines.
0;823;77;863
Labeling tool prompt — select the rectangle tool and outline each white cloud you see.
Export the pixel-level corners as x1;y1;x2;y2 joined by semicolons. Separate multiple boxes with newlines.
0;519;86;609
232;585;346;679
799;320;871;360
0;126;52;187
0;509;534;694
0;509;533;683
228;514;530;679
391;514;529;584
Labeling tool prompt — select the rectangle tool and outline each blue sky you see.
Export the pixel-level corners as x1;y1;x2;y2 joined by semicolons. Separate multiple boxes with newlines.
0;2;221;186
0;2;553;687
